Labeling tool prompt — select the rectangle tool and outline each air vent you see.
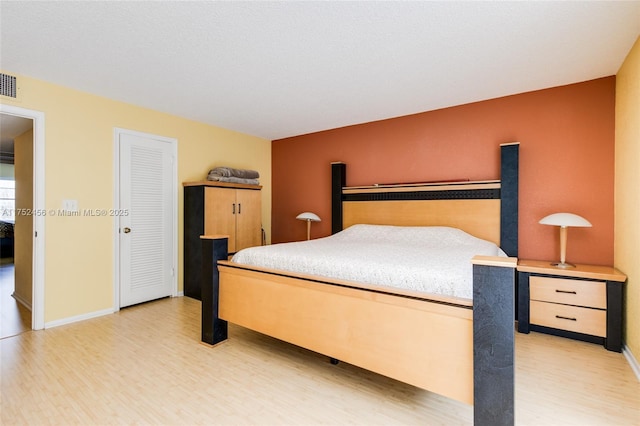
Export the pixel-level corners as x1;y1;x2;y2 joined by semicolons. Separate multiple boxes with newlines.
0;73;18;98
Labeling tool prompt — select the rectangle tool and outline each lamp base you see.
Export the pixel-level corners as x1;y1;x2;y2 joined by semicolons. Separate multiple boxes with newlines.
551;262;576;269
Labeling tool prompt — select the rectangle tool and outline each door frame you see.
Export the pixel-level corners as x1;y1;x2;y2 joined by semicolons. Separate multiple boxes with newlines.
0;104;45;330
113;127;178;311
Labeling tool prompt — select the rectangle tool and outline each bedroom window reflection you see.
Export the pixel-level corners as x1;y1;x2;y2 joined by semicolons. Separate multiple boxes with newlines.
0;179;15;222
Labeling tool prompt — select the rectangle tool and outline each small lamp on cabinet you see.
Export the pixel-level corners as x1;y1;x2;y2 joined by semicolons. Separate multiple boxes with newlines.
296;212;321;240
539;212;592;268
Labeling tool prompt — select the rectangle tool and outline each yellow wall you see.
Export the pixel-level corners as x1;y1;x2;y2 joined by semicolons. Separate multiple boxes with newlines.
615;36;640;357
0;72;271;323
14;128;33;305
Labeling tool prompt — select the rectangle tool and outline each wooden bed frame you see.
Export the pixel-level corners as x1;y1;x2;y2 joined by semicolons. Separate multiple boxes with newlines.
201;143;519;426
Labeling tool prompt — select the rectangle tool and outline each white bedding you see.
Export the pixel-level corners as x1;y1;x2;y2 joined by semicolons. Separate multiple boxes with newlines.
231;224;506;300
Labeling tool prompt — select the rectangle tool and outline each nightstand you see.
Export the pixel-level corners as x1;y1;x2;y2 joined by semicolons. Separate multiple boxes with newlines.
517;260;626;352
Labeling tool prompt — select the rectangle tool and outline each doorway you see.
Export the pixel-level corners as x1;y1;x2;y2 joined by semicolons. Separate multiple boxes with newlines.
0;105;45;332
0;114;31;338
113;128;177;309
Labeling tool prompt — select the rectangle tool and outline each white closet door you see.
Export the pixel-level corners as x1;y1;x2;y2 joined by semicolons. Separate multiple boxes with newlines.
119;131;175;308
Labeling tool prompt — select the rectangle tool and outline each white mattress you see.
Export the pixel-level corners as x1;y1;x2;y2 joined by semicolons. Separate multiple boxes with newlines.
231;224;506;300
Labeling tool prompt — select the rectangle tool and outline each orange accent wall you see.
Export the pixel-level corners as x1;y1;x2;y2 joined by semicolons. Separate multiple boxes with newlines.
272;77;615;266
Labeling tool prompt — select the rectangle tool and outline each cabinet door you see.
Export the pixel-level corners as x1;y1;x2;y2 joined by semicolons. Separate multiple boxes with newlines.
235;189;262;251
204;187;237;252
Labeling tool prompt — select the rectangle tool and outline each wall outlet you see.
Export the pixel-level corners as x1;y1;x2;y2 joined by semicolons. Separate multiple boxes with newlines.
62;199;78;212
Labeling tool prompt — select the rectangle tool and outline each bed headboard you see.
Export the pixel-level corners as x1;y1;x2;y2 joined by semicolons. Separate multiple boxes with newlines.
331;143;519;257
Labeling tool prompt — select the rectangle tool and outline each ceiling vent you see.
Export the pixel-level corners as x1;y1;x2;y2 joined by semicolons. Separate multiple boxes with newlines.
0;73;18;99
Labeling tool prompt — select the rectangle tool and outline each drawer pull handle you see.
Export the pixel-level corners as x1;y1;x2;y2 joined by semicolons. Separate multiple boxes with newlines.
556;315;577;321
555;290;577;294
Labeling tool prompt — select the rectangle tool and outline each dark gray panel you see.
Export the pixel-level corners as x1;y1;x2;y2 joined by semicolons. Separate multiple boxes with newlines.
500;144;519;258
473;264;515;426
201;237;229;345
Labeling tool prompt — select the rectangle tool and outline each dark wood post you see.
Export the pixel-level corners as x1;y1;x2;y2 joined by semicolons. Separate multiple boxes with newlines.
472;256;517;426
201;235;229;345
500;143;519;258
331;162;346;235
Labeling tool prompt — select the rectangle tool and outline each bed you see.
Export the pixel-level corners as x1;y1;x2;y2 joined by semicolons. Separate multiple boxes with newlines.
200;143;519;426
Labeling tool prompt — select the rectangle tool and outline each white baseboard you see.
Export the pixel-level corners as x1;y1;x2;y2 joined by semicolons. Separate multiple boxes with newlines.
44;308;114;329
44;295;186;329
12;291;32;310
623;344;640;382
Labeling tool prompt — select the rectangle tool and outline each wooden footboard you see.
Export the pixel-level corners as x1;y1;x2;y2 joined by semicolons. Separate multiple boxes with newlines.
201;236;516;425
218;260;475;404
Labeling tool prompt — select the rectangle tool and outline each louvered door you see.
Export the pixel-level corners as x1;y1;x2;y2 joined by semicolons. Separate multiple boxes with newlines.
119;131;175;308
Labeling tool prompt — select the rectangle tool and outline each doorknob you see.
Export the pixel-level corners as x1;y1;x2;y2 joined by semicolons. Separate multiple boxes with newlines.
123;227;131;233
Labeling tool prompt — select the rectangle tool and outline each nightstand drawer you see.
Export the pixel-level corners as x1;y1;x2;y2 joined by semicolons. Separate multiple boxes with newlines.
530;276;606;309
530;300;606;337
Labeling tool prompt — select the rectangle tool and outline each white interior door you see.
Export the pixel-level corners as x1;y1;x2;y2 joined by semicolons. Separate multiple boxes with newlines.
118;130;176;308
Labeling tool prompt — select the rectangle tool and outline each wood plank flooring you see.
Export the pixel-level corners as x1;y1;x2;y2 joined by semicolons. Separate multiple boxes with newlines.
0;262;31;339
1;296;638;425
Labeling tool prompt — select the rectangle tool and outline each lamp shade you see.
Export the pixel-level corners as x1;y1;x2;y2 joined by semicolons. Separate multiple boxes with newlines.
539;212;591;268
296;212;320;241
539;213;592;228
296;212;321;222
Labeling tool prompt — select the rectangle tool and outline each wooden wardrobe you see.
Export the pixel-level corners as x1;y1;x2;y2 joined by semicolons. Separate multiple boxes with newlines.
183;181;262;300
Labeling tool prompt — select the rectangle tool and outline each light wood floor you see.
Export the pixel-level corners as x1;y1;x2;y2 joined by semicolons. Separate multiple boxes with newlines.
0;261;31;339
1;296;638;425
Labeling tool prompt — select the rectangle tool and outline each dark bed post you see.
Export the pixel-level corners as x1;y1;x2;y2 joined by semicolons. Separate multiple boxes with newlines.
472;257;517;426
201;235;229;345
501;142;519;320
500;142;519;258
331;162;346;234
472;143;519;426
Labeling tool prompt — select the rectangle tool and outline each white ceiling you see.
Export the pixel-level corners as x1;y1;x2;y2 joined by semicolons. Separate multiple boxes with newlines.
1;1;639;140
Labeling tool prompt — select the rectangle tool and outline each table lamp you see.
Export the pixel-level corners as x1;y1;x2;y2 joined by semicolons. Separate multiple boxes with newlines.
296;212;321;240
539;212;592;268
